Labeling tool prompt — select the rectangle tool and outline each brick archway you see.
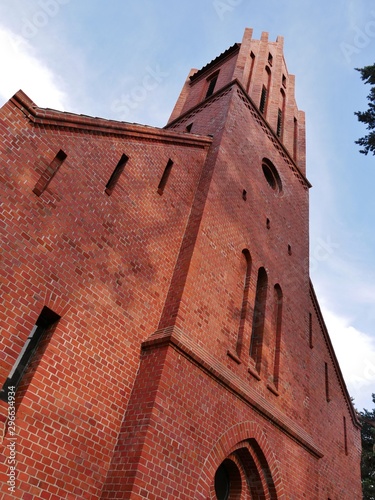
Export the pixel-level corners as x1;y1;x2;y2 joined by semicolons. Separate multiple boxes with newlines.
195;421;285;499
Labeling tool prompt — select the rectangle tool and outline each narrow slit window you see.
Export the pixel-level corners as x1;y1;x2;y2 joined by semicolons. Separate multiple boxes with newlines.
157;159;173;195
105;154;129;195
282;74;287;88
242;189;247;201
250;267;268;372
309;312;313;348
205;74;218;99
325;362;330;402
268;52;273;66
293;117;298;161
246;52;256;93
236;249;252;357
0;307;60;401
33;149;67;196
343;416;348;455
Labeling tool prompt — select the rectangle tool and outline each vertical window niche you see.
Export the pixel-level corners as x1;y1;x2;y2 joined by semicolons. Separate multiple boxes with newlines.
205;72;219;99
250;267;268;373
157;159;174;195
325;362;331;402
0;307;60;401
33;149;67;196
105;153;129;195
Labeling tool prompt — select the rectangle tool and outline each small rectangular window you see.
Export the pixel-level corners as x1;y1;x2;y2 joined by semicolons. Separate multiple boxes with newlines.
33;149;67;196
157;159;173;195
205;74;218;99
105;154;129;195
0;307;60;401
260;86;267;114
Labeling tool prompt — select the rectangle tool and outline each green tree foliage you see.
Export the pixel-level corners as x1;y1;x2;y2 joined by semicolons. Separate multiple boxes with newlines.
355;64;375;155
359;394;375;499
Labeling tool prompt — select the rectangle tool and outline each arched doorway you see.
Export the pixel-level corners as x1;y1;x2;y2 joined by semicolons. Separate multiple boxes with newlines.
211;439;279;499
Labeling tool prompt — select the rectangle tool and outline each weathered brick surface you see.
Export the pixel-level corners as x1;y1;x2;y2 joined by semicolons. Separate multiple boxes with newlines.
0;29;361;499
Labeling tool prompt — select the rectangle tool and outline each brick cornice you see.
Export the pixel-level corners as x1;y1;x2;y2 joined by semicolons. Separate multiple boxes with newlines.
9;90;212;148
143;326;324;459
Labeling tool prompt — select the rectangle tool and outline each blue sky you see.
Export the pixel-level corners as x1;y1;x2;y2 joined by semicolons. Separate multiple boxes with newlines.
0;0;374;411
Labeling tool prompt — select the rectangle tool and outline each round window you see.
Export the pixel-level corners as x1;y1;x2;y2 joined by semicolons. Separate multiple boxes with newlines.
262;159;282;193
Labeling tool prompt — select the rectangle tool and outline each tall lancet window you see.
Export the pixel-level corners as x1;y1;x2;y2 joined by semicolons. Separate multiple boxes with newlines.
250;267;268;372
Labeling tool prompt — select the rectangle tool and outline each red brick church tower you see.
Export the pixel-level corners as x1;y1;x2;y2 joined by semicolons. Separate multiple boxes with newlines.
0;28;361;499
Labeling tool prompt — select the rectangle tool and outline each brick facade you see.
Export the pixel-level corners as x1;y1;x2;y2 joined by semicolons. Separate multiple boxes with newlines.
0;28;361;499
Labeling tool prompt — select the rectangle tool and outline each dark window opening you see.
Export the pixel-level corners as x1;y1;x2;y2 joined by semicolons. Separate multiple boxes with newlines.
242;189;247;201
186;123;193;132
214;463;230;500
288;244;292;255
33;149;67;196
0;307;60;401
105;154;129;195
157;159;173;195
214;459;242;500
260;85;267;114
205;74;218;98
268;52;273;66
282;74;287;88
266;218;271;229
250;267;268;372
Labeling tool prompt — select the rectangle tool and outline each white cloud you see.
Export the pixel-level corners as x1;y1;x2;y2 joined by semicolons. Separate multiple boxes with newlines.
322;307;375;411
0;25;67;110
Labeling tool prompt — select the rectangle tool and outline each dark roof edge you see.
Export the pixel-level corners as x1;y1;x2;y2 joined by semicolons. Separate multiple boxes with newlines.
309;280;362;429
189;43;241;82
